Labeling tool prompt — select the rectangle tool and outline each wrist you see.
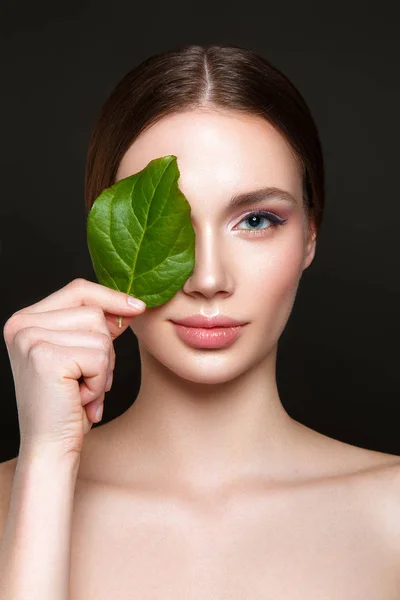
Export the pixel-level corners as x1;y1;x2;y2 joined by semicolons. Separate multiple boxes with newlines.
18;443;81;472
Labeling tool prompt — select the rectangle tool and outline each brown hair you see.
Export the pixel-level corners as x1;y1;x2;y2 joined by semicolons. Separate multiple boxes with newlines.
84;44;325;238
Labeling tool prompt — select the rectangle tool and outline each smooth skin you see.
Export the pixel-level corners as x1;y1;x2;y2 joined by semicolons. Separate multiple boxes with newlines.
3;107;400;598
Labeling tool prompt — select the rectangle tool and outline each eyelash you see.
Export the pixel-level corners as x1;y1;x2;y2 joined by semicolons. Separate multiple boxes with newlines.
235;210;288;236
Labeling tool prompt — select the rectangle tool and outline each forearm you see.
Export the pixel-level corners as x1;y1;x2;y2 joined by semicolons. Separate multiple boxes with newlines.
0;448;80;600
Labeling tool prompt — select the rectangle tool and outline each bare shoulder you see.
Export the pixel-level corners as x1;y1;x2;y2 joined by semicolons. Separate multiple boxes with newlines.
0;456;18;538
297;423;400;550
326;436;400;481
338;440;400;504
0;456;18;496
292;419;400;479
343;443;400;557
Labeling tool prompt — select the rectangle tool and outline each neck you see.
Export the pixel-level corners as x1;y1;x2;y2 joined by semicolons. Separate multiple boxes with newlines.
113;342;301;492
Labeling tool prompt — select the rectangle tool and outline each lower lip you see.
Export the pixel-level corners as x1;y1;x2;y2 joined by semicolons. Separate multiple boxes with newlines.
171;323;244;348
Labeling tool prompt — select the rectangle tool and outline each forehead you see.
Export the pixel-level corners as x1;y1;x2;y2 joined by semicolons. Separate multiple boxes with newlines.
115;109;302;206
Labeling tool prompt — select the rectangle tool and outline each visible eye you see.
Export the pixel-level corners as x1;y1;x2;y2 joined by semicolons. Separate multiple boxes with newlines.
235;211;288;235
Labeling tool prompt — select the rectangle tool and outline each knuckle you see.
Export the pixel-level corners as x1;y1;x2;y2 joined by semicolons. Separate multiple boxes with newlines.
13;326;36;353
28;340;53;363
99;332;111;352
70;277;87;289
87;305;104;321
3;313;24;344
3;319;13;342
98;349;109;367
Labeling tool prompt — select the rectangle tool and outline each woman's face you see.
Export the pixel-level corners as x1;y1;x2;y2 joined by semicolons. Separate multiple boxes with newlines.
115;108;316;384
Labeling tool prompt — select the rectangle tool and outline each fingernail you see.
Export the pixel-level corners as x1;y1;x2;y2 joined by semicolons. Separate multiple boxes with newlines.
127;296;146;310
95;404;103;423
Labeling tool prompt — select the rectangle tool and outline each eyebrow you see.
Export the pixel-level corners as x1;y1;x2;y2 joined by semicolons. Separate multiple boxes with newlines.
226;186;298;211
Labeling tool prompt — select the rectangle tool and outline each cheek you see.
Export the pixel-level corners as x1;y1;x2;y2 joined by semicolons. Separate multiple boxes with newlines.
129;304;163;340
239;233;305;321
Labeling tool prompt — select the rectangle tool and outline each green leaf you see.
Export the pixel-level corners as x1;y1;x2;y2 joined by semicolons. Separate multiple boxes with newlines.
86;155;195;309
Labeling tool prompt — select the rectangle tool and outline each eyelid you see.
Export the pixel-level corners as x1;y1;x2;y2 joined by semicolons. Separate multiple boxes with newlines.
233;209;289;236
235;207;282;223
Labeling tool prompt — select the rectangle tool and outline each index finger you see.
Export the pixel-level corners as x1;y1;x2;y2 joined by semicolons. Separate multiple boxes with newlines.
14;278;146;338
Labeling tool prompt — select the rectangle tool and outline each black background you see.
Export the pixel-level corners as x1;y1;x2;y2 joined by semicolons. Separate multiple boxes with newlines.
1;0;399;462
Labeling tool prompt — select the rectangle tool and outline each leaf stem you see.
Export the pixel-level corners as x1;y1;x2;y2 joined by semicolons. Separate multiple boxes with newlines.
117;316;123;328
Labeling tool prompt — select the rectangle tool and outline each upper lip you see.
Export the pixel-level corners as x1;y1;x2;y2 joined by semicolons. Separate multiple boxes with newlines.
171;315;246;328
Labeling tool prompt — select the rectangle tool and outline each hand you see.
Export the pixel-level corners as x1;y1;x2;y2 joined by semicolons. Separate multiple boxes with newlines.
2;278;146;460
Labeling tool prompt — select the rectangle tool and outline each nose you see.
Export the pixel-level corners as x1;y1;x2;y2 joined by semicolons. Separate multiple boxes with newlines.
182;224;233;299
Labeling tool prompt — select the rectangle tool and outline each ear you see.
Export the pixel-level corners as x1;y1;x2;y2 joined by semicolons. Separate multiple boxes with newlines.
302;219;317;271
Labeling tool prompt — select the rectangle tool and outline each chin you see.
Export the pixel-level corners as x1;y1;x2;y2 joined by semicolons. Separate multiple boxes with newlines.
135;322;276;387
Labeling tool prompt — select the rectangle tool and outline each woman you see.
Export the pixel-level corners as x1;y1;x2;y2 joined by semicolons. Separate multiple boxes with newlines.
1;44;400;598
